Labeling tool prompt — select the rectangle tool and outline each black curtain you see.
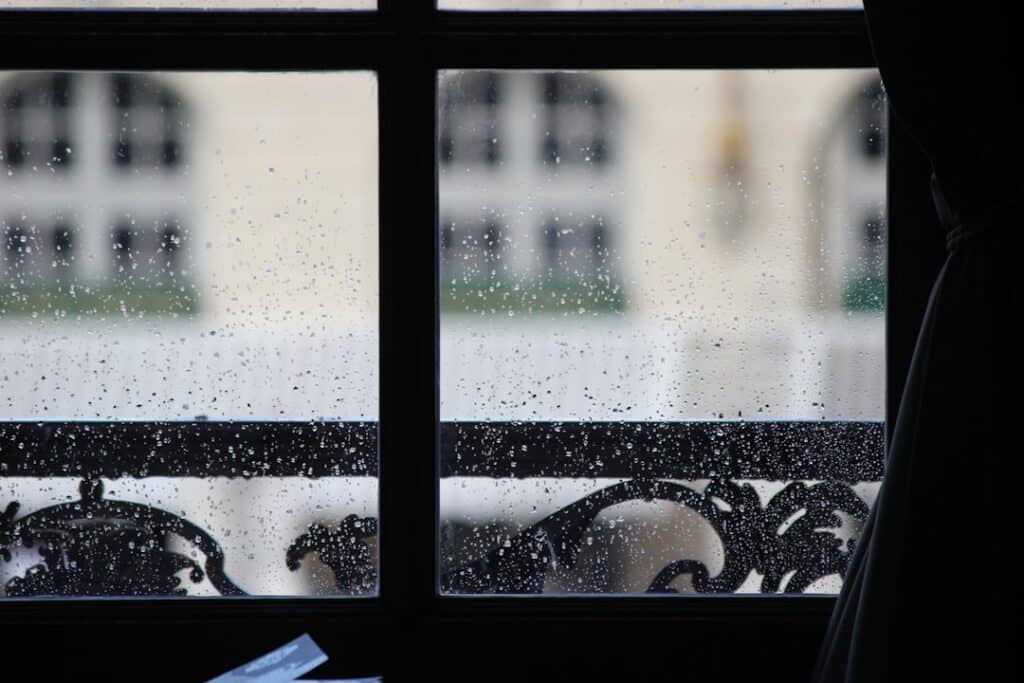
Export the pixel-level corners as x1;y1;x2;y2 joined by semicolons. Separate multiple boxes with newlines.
813;4;1019;681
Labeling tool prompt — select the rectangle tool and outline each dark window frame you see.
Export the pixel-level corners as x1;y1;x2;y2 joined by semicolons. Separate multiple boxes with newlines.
0;3;946;680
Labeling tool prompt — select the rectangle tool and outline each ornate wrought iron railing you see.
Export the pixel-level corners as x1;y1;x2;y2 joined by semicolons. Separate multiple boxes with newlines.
1;420;883;597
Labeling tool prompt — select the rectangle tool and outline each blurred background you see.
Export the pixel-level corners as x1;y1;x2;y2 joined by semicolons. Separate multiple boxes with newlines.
438;69;886;593
0;71;378;595
0;66;885;596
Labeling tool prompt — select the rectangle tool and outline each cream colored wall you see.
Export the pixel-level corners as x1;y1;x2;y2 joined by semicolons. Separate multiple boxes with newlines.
0;71;380;421
167;72;379;325
611;70;874;323
438;69;884;423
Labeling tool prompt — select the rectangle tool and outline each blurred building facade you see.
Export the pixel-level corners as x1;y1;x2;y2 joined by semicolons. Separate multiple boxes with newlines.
439;70;885;424
437;69;885;593
0;68;884;595
2;73;195;316
1;69;882;421
0;71;379;596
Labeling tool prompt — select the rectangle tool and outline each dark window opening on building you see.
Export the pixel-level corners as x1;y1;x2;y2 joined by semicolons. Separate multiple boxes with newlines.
113;225;136;274
159;221;182;273
540;73;611;167
2;73;75;173
440;71;502;167
4;224;28;270
110;73;185;172
53;225;74;272
860;81;886;159
482;221;502;266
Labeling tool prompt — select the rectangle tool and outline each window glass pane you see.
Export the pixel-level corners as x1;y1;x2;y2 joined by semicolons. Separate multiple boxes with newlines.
439;69;885;595
3;1;373;9
1;71;378;597
440;1;858;10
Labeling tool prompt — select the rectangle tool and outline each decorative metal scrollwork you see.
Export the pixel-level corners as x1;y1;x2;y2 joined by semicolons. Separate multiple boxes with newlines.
1;419;879;597
2;475;868;596
286;514;377;595
0;479;245;597
441;477;869;594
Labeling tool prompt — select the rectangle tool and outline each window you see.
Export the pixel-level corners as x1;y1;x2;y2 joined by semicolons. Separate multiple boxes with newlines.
111;74;184;170
1;72;200;318
439;69;884;595
1;4;940;681
539;72;611;166
2;73;72;172
439;71;502;166
440;71;624;316
1;71;379;597
821;78;887;313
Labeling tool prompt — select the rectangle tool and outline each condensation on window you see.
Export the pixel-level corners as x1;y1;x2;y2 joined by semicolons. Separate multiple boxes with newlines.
0;71;379;597
438;69;886;595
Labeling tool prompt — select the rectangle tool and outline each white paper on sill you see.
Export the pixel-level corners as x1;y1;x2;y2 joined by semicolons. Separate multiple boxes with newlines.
206;634;328;683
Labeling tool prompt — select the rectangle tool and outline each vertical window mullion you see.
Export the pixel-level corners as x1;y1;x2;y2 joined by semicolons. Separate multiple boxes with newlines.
377;10;442;637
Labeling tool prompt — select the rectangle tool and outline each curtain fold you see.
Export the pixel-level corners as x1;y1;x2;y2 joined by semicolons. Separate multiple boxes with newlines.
812;4;1018;681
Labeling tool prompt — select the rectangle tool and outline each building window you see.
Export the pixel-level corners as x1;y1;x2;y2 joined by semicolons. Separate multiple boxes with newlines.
4;222;32;275
540;72;610;167
0;8;915;680
3;218;78;296
52;222;75;276
440;215;509;311
2;72;74;172
439;71;502;166
111;74;184;171
1;70;377;599
440;71;624;316
541;215;615;281
159;219;182;273
111;223;136;276
842;210;887;311
818;77;888;313
440;69;885;594
860;80;886;160
0;73;194;319
110;217;185;282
